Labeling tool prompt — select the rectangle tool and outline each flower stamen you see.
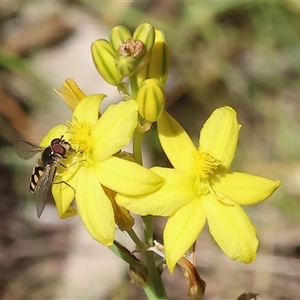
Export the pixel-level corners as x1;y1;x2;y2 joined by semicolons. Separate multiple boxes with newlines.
67;118;94;154
192;149;220;179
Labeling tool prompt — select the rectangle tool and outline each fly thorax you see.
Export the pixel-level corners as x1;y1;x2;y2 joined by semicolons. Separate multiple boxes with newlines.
41;146;53;164
192;148;220;196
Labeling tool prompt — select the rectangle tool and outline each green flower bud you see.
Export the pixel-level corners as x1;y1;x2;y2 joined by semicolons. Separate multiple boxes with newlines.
136;78;165;122
115;56;139;77
133;23;155;72
137;29;170;86
133;23;155;54
109;25;132;53
91;39;123;86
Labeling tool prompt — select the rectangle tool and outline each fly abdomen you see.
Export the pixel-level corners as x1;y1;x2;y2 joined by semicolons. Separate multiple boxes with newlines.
30;166;46;193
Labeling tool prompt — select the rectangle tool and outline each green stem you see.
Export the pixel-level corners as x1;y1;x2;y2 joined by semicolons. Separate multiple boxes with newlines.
133;129;143;165
142;284;164;300
132;107;168;299
128;224;168;299
129;75;139;99
143;215;153;245
143;215;168;299
127;228;146;250
109;241;145;271
117;82;130;96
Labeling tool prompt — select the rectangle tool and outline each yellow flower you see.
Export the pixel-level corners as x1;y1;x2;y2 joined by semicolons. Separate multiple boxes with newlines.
117;106;281;272
41;95;164;245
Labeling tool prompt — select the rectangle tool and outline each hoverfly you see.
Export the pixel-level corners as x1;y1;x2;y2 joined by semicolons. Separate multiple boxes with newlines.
14;136;74;218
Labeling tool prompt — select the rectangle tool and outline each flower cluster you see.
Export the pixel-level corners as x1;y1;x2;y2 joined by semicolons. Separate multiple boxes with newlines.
24;23;281;299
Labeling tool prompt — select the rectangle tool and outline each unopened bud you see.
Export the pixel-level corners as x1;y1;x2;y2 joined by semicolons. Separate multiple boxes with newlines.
115;56;138;78
91;39;123;86
132;23;155;72
136;78;165;122
110;25;132;53
133;23;155;54
137;29;169;86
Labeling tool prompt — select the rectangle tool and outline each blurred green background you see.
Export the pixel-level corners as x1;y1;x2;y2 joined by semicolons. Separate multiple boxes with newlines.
0;1;299;299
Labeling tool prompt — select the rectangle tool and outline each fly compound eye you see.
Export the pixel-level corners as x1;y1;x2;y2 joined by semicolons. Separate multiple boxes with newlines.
51;138;61;146
52;143;66;156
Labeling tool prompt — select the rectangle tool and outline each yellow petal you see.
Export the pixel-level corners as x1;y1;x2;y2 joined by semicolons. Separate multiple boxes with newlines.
202;193;258;263
54;88;79;111
199;106;240;169
72;94;106;125
94;157;164;195
157;111;196;174
40;124;68;148
214;172;281;205
76;167;115;245
92;100;138;161
52;177;76;218
53;78;86;111
52;163;80;218
116;167;195;216
164;199;206;273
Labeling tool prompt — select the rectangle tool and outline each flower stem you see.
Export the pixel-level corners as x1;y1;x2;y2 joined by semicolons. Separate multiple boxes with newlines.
142;283;165;300
132;123;168;299
109;241;145;270
133;129;143;166
127;227;146;250
129;75;139;99
143;215;153;245
143;215;168;299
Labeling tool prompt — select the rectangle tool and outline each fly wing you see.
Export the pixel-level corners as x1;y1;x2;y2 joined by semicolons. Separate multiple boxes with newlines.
34;165;57;218
14;141;43;160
